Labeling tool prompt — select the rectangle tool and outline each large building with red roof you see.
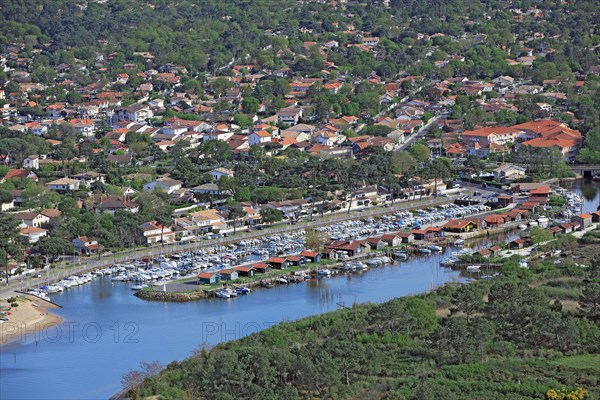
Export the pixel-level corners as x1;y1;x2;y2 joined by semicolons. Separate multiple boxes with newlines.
461;120;582;160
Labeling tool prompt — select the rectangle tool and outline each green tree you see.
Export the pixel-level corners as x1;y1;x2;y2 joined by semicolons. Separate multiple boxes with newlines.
451;284;485;324
241;96;260;114
530;226;553;244
305;228;328;258
260;208;283;224
0;214;21;283
227;201;246;235
579;283;600;323
409;143;432;163
36;237;72;261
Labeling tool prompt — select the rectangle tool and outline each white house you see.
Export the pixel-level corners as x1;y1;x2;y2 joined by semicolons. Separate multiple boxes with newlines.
23;156;39;170
248;130;272;146
190;183;228;196
46;178;81;192
20;226;48;243
203;130;234;141
277;107;303;126
138;221;175;244
73;171;107;188
493;164;527;181
209;167;234;181
114;103;154;123
143;177;183;194
70;119;96;137
13;212;50;228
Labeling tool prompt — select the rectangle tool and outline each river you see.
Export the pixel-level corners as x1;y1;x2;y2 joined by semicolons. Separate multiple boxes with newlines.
1;180;598;400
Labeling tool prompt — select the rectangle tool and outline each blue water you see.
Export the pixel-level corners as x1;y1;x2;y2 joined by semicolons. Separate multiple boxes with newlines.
1;248;463;400
2;180;597;400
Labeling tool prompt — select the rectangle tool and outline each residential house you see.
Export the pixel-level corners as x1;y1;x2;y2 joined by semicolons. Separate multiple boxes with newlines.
461;126;523;157
248;130;272;146
46;178;81;192
277;107;303;126
1;196;14;211
72;236;103;255
41;208;62;221
69;118;96;137
2;169;38;182
20;226;47;243
13;212;50;228
73;171;107;188
114;103;154;123
95;196;139;214
23;156;39;170
209;167;234;181
188;209;227;232
514;120;583;162
143;177;183;194
493;164;526;182
190;183;227;196
138;221;175;244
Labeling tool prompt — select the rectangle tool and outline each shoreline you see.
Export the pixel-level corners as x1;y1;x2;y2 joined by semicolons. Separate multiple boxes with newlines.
0;295;63;346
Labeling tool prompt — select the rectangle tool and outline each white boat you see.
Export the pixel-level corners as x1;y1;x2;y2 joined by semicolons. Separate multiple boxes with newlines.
354;262;368;271
440;257;459;266
418;248;432;254
46;285;63;294
131;284;148;291
366;259;383;267
466;265;481;271
393;252;408;260
215;290;230;299
277;278;289;284
428;245;443;252
317;269;333;276
340;263;356;271
235;287;252;294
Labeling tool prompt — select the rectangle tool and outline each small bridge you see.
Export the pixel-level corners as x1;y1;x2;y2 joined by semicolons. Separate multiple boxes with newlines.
569;164;600;178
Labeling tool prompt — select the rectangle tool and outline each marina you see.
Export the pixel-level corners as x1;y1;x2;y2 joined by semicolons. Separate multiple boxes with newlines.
0;181;598;400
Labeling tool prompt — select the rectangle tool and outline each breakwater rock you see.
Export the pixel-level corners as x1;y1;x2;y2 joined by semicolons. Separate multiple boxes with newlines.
134;289;210;302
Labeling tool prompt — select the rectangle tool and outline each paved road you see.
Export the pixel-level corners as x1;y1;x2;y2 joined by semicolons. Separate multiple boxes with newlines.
0;196;457;299
397;114;445;151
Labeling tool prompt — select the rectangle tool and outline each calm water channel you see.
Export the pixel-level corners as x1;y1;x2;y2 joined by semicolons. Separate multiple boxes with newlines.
1;180;598;400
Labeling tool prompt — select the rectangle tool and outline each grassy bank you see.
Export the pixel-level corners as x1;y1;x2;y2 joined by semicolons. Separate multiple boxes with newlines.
125;237;600;400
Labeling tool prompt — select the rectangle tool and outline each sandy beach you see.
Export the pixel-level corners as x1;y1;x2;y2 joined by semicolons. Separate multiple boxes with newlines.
0;295;63;345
